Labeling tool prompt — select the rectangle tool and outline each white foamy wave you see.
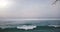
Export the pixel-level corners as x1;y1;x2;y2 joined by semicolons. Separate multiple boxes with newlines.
17;25;37;30
48;25;60;27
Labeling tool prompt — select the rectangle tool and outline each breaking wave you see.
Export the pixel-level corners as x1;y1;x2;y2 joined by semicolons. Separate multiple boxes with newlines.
0;25;37;29
17;25;37;30
48;25;60;27
0;25;60;30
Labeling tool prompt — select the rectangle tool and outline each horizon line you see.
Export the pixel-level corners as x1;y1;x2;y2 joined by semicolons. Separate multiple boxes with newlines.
1;19;60;20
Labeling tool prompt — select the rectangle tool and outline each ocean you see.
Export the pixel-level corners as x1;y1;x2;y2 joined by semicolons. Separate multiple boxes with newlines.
0;20;60;32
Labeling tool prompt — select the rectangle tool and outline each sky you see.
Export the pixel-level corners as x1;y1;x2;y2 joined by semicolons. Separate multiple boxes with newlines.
0;0;60;25
0;0;60;19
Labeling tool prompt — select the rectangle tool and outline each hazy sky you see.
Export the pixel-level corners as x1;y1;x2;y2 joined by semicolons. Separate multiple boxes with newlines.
0;0;60;19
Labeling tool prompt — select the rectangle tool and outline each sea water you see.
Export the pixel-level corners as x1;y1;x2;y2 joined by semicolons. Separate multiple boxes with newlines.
0;20;60;32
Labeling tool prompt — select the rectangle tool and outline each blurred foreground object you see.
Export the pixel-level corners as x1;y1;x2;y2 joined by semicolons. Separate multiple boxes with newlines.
52;0;60;5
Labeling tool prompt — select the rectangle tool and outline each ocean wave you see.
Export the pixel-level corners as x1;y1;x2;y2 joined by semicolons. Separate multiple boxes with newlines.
0;25;60;30
0;26;16;29
0;25;37;30
17;25;37;30
48;25;60;27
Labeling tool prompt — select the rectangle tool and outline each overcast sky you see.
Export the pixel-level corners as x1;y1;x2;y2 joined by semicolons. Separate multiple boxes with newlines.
0;0;60;19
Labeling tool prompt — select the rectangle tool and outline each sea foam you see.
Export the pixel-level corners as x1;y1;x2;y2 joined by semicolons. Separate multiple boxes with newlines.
17;25;37;30
48;25;60;27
